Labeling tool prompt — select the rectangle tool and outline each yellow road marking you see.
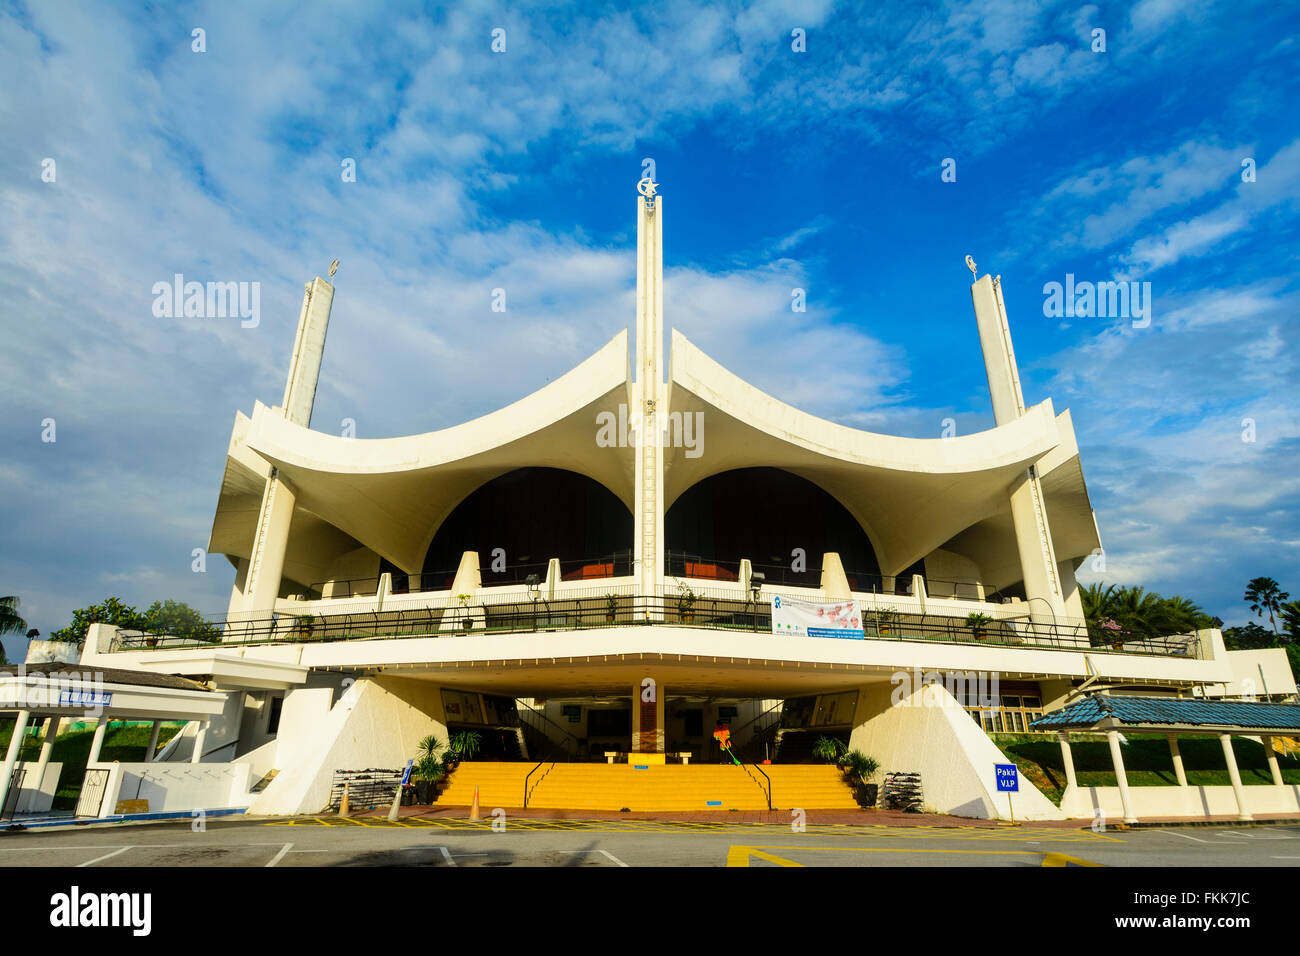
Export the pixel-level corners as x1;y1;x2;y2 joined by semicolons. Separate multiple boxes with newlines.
728;845;1104;866
727;846;805;867
1041;852;1103;867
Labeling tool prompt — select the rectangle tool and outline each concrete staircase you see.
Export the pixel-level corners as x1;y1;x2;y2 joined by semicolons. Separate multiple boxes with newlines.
433;762;860;811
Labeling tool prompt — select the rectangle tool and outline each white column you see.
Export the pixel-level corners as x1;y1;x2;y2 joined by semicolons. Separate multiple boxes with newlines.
1166;735;1188;786
191;720;210;764
1057;732;1078;791
970;272;1067;624
0;711;31;814
1262;736;1284;787
1107;729;1137;823
235;275;335;620
146;720;162;763
30;716;59;803
633;182;664;616
1220;733;1252;821
87;719;109;764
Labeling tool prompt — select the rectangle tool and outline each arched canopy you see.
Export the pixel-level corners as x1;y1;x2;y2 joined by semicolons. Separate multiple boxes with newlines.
665;467;880;585
420;466;632;581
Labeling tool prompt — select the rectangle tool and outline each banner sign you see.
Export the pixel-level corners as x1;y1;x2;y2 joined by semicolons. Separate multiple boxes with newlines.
771;594;864;639
59;689;112;709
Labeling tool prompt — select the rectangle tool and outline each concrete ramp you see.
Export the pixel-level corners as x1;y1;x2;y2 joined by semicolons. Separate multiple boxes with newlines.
248;676;446;816
849;682;1065;821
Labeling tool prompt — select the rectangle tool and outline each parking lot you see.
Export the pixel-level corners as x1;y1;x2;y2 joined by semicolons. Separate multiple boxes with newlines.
2;816;1300;867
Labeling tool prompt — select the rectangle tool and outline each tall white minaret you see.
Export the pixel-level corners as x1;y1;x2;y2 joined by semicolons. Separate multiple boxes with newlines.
634;178;664;611
968;258;1070;625
235;268;337;619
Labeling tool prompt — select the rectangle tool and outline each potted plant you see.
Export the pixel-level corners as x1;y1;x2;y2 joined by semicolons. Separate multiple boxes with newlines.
1098;618;1124;649
676;583;696;623
412;734;448;804
812;735;847;764
605;593;618;624
842;750;881;807
966;612;993;640
293;614;316;641
447;729;483;767
453;593;474;631
868;606;898;635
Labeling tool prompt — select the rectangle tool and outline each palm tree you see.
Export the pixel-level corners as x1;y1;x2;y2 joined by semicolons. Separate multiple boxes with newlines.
1278;600;1300;645
0;596;28;667
0;596;26;639
1080;583;1118;623
1244;577;1289;637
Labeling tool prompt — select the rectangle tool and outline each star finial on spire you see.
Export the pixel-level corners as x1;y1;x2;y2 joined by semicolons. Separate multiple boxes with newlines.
637;177;659;198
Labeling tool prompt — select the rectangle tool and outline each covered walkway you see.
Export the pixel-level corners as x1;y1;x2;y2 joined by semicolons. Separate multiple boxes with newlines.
1032;694;1300;823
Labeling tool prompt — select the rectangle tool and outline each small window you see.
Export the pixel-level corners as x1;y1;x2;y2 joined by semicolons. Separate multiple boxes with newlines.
267;695;284;734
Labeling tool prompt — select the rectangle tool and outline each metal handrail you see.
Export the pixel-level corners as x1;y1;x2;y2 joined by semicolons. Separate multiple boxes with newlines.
740;760;772;810
516;706;582;761
523;760;554;808
109;594;1199;659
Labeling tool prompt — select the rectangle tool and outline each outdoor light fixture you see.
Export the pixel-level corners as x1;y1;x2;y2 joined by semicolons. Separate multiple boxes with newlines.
748;571;766;602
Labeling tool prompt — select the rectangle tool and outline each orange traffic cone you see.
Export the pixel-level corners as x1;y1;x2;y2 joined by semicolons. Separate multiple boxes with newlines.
469;783;481;821
339;782;350;818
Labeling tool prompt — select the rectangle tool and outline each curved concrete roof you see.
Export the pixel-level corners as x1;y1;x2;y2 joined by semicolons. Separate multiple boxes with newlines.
208;326;1099;582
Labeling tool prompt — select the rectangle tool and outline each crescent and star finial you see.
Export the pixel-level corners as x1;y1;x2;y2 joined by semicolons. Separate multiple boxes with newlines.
637;177;659;198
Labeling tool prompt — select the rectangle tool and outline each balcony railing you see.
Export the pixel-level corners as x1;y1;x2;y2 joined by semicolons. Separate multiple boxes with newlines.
108;588;1200;659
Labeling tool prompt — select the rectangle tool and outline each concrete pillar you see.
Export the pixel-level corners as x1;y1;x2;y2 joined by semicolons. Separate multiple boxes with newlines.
1167;735;1188;786
191;720;210;764
0;711;31;814
236;275;335;619
970;272;1067;625
1220;733;1252;821
631;679;665;755
819;553;851;600
30;717;59;802
87;719;109;764
634;181;664;616
1107;729;1137;823
146;720;162;763
1263;736;1284;786
1058;559;1085;621
1057;732;1078;791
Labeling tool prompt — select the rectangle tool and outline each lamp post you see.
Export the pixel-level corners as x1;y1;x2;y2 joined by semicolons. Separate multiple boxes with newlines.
748;571;766;632
525;574;540;632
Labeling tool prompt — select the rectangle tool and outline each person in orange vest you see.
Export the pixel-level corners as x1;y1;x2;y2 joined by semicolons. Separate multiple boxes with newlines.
713;720;739;764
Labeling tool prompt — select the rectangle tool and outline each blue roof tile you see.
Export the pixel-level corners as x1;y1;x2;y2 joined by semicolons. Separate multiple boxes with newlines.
1030;695;1300;731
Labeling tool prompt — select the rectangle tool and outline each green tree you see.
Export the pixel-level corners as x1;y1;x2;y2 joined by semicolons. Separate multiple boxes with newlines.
1;596;28;663
1;596;27;639
1281;600;1300;645
1222;622;1276;651
1244;577;1289;637
140;600;219;642
50;597;145;643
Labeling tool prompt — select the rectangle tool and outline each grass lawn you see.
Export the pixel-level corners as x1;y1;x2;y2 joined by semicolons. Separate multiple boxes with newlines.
0;721;184;810
993;733;1300;805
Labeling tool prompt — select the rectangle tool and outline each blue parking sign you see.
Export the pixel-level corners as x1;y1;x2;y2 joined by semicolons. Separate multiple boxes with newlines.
995;764;1018;792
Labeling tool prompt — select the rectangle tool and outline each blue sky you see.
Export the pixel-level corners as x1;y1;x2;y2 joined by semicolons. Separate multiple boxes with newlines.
2;0;1298;659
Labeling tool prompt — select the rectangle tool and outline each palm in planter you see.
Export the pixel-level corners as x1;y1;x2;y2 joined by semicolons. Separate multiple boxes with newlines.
411;734;449;804
965;612;993;640
841;750;881;806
